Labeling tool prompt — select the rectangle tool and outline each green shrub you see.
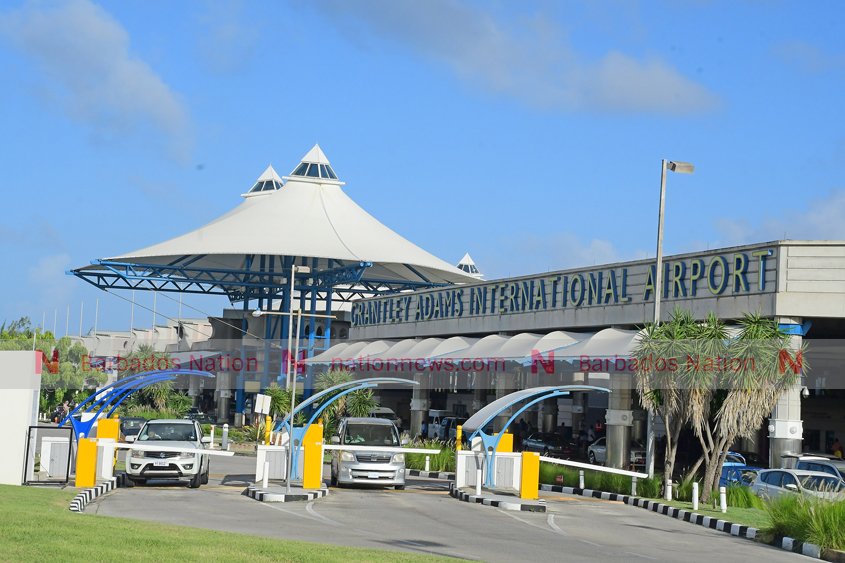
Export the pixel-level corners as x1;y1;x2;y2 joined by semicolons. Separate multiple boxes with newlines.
726;485;764;509
765;495;845;550
675;478;694;502
404;439;455;472
637;476;662;498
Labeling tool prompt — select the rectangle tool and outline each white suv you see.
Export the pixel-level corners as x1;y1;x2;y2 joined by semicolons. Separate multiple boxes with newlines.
126;419;210;488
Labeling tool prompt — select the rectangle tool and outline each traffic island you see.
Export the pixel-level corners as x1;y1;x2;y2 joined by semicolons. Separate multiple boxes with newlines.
244;483;329;503
69;476;121;512
449;482;545;512
407;469;456;480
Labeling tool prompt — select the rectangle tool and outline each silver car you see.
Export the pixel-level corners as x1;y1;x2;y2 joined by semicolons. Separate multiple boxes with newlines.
330;417;407;489
587;437;646;468
125;419;210;488
751;468;845;501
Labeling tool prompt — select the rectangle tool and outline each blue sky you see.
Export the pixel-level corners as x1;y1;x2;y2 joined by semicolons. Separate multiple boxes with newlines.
1;0;843;334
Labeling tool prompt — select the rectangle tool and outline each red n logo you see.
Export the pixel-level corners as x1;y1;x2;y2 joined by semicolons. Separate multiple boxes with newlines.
531;350;555;375
778;349;803;375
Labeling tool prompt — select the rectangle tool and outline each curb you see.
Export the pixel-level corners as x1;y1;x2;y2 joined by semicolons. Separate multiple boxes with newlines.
69;477;120;513
539;484;822;559
408;469;456;480
245;485;329;503
449;482;545;512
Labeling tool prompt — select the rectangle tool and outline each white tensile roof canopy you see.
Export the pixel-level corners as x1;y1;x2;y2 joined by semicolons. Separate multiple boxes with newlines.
73;145;475;300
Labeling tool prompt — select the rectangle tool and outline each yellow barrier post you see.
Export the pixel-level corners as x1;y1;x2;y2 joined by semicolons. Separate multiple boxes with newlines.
264;415;272;445
496;432;513;453
97;418;120;441
302;423;324;489
455;425;462;451
75;438;97;488
520;451;540;500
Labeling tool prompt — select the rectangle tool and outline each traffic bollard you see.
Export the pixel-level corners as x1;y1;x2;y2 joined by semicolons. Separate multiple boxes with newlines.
579;470;585;489
665;480;672;501
262;461;269;489
719;486;727;513
692;482;699;511
631;477;638;496
425;455;430;472
210;425;216;449
222;423;229;450
476;467;482;496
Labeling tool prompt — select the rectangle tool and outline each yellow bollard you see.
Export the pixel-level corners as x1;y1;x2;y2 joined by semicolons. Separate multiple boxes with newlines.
302;423;324;489
455;425;462;451
519;451;540;500
75;438;97;488
264;415;272;445
496;432;513;453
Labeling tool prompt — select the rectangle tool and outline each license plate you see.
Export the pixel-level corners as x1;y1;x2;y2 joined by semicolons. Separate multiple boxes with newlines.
154;461;169;467
368;472;381;479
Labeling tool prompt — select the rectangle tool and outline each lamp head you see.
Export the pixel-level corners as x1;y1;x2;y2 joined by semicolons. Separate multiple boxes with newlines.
667;161;694;174
251;310;263;317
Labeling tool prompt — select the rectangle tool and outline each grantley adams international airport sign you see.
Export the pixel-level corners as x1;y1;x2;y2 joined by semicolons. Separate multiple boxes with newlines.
351;244;778;335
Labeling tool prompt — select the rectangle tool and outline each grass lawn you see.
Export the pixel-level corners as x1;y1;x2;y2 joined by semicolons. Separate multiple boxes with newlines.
659;498;771;530
0;485;464;563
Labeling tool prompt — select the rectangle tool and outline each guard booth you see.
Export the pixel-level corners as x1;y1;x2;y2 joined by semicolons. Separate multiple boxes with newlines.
23;426;75;485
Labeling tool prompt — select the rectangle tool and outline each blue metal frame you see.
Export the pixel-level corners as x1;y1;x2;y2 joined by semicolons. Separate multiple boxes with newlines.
60;369;214;438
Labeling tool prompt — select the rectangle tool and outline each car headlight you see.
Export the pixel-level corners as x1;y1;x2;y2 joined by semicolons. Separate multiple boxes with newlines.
340;451;355;462
130;450;144;458
392;453;405;463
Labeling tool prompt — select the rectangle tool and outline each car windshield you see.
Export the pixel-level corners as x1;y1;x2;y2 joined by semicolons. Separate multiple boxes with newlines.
800;475;843;492
343;423;398;446
138;423;196;442
122;419;145;430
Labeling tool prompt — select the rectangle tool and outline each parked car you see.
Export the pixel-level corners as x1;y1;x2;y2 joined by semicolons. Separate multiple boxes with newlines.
587;438;646;467
119;417;147;441
369;407;402;430
439;417;467;441
750;468;845;501
330;417;408;489
522;432;576;458
125;419;211;488
183;407;214;424
427;410;451;440
795;456;845;481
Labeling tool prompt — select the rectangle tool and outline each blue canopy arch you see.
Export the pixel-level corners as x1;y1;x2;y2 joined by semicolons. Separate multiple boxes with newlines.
273;377;418;477
461;385;610;487
60;369;215;438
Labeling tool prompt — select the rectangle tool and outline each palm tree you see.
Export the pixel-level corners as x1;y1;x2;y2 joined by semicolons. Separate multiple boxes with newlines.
314;369;377;438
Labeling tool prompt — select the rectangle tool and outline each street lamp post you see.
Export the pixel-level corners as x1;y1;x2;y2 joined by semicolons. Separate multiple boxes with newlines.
252;264;333;494
645;159;694;479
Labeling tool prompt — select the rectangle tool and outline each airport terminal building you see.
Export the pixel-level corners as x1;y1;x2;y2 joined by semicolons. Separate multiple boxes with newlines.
71;146;845;470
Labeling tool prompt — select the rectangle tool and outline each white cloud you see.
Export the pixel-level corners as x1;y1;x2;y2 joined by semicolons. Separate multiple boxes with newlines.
0;0;193;160
715;190;845;245
313;0;718;114
477;233;629;279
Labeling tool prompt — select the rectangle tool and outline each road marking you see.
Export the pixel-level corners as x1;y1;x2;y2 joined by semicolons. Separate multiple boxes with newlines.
546;514;566;535
496;508;554;534
625;551;658;561
306;501;344;527
255;500;324;522
577;539;603;548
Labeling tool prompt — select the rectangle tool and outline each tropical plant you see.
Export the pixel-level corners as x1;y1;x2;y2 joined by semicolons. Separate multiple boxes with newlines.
313;369;377;439
635;309;804;502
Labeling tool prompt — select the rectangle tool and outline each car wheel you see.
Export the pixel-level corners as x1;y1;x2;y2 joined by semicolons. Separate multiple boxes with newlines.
129;477;145;486
588;452;597;465
395;485;405;490
201;471;209;485
189;472;202;488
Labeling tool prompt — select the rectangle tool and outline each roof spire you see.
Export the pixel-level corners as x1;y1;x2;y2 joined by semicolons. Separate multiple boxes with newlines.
457;253;483;279
286;144;344;185
242;165;283;197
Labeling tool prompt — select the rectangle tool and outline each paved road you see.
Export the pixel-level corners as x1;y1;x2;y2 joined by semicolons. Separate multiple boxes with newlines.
93;455;805;562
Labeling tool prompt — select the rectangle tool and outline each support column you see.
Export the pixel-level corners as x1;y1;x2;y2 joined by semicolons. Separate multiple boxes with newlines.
494;371;512;432
410;372;429;439
605;373;633;469
769;318;804;468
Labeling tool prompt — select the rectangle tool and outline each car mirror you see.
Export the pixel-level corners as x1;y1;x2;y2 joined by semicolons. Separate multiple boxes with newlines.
400;438;409;446
201;436;211;444
125;435;136;443
785;483;799;492
330;436;340;444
